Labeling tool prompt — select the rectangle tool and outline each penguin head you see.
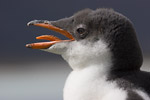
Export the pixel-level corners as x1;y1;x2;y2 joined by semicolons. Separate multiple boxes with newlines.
27;8;143;71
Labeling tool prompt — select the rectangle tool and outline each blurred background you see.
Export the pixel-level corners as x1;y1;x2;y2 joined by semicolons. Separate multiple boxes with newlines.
0;0;150;100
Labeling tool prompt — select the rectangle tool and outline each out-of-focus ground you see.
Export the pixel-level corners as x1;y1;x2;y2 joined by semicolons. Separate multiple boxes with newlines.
0;56;149;100
0;59;71;100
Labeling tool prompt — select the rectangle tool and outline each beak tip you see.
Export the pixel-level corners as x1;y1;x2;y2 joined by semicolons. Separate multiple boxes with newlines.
26;44;32;48
27;20;50;26
27;20;38;26
27;22;33;26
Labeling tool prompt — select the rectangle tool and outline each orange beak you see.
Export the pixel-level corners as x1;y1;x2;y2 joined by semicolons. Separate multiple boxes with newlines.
26;22;74;49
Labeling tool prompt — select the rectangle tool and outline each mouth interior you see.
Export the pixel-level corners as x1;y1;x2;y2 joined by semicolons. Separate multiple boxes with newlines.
26;23;74;49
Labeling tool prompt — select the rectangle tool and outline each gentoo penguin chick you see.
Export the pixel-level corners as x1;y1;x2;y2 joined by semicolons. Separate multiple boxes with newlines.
26;8;150;100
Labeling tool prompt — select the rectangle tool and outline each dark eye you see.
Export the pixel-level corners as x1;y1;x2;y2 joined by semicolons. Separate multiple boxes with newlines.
76;27;88;39
77;28;86;34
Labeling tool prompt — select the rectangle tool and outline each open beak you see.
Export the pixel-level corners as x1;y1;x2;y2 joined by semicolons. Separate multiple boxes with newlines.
26;20;74;49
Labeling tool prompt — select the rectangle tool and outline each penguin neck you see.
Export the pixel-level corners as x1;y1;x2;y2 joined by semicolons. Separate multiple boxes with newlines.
63;51;112;77
72;63;112;78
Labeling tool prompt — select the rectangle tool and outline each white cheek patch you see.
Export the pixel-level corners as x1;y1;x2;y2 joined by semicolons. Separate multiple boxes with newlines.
62;40;112;70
